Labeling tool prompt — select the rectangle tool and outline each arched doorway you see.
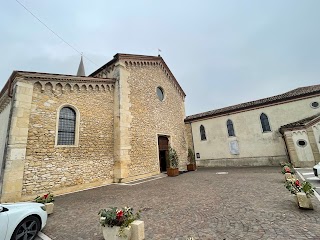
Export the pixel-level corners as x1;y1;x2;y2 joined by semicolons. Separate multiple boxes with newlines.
158;136;169;172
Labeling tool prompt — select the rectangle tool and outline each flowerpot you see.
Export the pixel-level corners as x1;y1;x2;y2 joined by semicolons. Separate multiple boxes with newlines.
284;173;293;181
45;202;54;215
101;225;132;240
295;192;313;209
167;168;179;177
187;163;196;171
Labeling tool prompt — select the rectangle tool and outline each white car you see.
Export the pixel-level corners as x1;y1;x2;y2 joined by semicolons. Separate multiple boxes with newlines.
314;162;320;177
0;202;47;240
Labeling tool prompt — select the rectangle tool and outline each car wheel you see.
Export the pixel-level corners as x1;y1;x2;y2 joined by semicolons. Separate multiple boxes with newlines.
10;215;41;240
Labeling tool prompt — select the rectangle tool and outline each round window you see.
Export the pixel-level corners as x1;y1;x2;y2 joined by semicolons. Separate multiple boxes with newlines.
156;87;164;101
311;101;319;108
297;139;307;147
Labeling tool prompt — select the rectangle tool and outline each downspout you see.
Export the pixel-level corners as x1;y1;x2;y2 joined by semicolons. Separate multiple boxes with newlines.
0;84;16;197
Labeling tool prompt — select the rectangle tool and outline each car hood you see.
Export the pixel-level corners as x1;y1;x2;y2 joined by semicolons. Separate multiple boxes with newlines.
1;202;44;209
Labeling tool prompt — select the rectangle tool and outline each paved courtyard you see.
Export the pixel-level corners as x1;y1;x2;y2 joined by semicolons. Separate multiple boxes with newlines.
42;167;320;240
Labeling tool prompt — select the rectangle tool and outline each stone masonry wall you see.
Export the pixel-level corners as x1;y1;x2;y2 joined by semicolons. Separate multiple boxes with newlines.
23;81;114;197
125;63;187;176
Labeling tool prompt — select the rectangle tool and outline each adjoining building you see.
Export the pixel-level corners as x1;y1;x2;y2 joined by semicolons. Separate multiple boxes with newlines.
0;53;188;202
185;85;320;168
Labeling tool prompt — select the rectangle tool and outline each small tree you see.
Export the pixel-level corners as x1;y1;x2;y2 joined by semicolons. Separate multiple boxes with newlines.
168;146;179;169
188;148;195;164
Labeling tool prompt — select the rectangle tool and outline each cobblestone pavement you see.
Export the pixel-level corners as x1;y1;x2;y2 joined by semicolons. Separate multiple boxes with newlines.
42;167;320;240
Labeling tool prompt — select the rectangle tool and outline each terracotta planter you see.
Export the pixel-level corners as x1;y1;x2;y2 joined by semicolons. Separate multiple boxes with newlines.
187;163;196;171
167;168;179;177
101;225;131;240
45;202;54;215
295;192;313;209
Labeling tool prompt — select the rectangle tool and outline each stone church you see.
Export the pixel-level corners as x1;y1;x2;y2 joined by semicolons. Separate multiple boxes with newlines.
0;53;188;202
1;52;320;203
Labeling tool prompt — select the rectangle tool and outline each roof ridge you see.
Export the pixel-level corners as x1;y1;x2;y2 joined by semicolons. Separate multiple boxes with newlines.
186;83;320;121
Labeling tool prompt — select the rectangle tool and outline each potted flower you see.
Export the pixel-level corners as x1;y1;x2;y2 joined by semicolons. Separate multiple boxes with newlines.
187;148;196;171
281;165;295;181
285;179;315;209
34;192;54;214
167;146;179;177
98;207;141;240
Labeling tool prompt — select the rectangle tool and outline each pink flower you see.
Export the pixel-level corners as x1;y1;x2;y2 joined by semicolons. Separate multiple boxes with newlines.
295;180;301;187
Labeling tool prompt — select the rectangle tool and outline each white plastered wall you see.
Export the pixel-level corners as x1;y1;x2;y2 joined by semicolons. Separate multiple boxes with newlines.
291;130;314;162
312;122;320;153
0;101;11;175
191;96;320;166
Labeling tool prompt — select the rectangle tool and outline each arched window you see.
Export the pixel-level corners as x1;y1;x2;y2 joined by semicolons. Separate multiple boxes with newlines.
260;113;271;132
227;119;235;137
200;125;206;141
57;107;76;145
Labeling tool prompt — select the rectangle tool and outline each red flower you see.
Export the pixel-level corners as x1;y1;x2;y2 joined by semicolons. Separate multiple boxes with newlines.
295;180;301;187
285;167;291;173
43;194;49;199
116;210;123;219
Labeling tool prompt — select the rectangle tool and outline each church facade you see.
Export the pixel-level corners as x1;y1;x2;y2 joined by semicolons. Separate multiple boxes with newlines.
0;54;188;202
185;85;320;168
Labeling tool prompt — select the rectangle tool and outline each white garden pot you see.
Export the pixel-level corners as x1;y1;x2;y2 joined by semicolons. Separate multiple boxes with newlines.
102;225;132;240
45;202;54;215
284;173;293;181
295;192;313;209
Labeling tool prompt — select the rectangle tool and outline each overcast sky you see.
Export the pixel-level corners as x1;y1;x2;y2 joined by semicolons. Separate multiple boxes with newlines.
1;0;320;115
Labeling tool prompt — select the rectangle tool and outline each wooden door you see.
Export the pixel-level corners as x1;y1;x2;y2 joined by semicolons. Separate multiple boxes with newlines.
158;136;169;172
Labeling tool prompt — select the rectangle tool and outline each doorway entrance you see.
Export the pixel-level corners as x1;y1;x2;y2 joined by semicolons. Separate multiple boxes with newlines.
158;136;169;172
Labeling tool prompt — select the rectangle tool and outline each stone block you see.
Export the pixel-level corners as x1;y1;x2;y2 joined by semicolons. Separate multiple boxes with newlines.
131;220;145;240
284;173;293;181
15;93;33;103
295;192;313;209
7;148;26;161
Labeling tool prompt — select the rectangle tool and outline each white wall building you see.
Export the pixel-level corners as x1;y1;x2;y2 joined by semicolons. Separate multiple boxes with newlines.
185;85;320;167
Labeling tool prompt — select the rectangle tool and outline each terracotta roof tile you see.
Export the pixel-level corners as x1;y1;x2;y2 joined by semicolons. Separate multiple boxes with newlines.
185;84;320;122
280;113;320;131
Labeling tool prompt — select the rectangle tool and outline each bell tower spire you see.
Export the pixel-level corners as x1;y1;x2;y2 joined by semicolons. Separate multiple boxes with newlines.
76;54;86;77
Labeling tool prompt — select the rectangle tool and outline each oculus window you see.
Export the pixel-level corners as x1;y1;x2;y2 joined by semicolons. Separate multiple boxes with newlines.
57;107;76;145
311;101;319;109
227;119;235;137
200;125;207;141
297;139;307;147
260;113;271;132
157;87;164;101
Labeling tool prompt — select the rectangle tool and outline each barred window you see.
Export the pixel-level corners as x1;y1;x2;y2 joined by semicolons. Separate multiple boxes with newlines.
58;107;76;145
227;119;235;137
260;113;271;132
200;125;207;141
